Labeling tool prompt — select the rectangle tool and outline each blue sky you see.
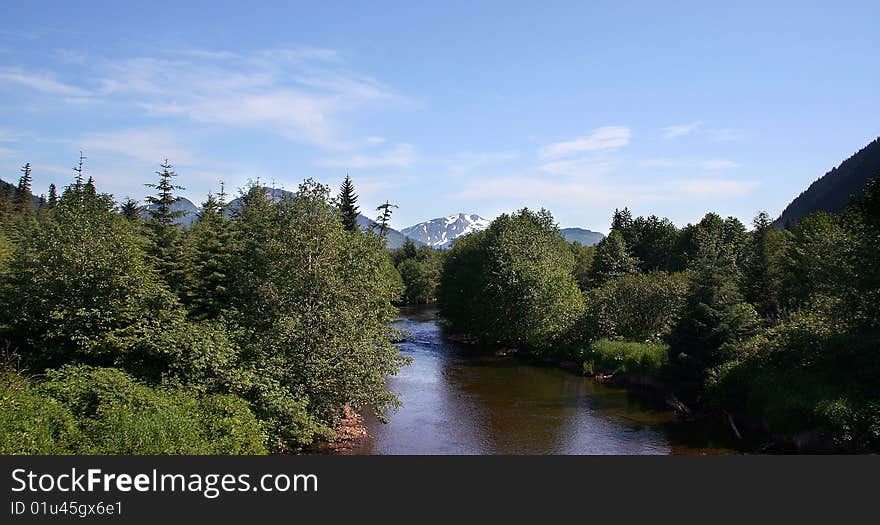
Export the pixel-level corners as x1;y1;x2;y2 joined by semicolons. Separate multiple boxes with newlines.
1;1;877;232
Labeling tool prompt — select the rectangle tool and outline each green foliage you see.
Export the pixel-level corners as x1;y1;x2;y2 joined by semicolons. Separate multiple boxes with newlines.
709;305;880;451
337;174;360;232
583;339;669;377
0;370;84;454
742;212;789;317
227;180;408;447
182;193;233;319
569;241;595;290
438;208;585;350
143;161;188;293
588;230;639;287
781;211;854;312
583;272;689;342
669;263;758;388
675;213;749;272
0;182;181;372
392;240;444;304
39;366;266;454
374;200;398;236
612;213;681;272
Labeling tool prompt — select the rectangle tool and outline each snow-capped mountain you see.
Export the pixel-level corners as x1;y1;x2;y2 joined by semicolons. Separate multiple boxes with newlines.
401;213;491;249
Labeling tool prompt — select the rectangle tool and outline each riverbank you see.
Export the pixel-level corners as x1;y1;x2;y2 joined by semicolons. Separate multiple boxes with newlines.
342;306;745;454
482;343;833;453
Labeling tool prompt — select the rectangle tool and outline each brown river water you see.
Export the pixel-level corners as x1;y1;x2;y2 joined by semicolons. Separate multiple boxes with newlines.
347;306;742;455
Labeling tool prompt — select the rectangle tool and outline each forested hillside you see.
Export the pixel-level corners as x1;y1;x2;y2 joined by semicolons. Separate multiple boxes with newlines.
0;162;408;454
776;138;880;228
439;184;880;451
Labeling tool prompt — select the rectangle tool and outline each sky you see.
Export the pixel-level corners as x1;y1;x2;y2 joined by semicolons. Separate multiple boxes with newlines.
1;1;878;232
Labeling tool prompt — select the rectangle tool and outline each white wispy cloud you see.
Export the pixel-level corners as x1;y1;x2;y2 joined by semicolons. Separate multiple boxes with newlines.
80;128;198;165
456;176;659;206
670;178;760;197
2;48;408;152
538;158;617;178
316;144;415;168
0;68;89;96
660;122;746;142
540;126;631;159
661;121;701;139
446;150;519;176
639;158;739;170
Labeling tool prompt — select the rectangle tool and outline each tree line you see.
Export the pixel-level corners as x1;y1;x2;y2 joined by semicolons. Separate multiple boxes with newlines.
1;161;408;454
438;177;880;451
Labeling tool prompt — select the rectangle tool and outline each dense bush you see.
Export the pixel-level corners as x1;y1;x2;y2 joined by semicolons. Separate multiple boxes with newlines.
0;183;181;372
582;272;688;342
1;366;266;454
0;370;84;454
438;208;585;350
709;305;880;450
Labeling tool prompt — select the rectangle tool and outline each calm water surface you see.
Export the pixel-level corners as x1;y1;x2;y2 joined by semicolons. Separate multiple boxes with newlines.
349;307;739;455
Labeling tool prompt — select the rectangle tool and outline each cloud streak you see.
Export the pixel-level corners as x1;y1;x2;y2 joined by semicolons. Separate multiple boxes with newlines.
0;68;89;96
316;144;416;168
540;126;631;159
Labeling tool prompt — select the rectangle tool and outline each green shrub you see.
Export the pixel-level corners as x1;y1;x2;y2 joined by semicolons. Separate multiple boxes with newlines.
0;370;83;454
39;365;267;454
709;309;880;451
583;339;669;377
582;272;688;342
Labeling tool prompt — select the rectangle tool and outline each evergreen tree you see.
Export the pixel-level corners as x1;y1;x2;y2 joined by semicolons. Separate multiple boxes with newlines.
375;200;398;236
0;174;180;371
47;184;58;208
611;207;633;233
184;192;232;319
119;197;142;222
337;174;360;232
144;160;186;225
589;230;639;287
13;163;34;215
144;160;187;293
742;211;789;318
0;189;12;223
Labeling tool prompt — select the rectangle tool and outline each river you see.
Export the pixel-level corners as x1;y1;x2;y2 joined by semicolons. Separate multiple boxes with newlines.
348;306;740;455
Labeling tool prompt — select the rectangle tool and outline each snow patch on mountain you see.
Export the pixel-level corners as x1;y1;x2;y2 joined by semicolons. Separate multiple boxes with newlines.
401;213;491;249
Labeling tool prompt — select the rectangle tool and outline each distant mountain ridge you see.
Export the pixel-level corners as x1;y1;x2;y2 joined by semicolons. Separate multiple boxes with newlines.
141;197;200;227
401;213;490;249
224;187;417;249
559;227;604;246
1;178;44;209
776;137;880;228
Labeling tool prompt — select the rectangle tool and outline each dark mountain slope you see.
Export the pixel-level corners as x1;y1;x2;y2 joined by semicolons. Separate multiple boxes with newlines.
776;137;880;228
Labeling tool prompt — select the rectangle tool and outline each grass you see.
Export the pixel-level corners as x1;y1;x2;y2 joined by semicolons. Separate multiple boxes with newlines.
582;339;668;377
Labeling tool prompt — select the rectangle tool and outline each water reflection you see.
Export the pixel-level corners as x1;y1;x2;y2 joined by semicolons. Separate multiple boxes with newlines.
349;307;738;455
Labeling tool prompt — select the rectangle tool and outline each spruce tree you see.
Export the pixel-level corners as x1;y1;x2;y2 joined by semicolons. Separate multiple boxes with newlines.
144;160;186;225
338;174;360;232
119;197;142;222
13;163;34;214
375;200;398;236
184;192;232;319
47;184;58;208
743;211;788;318
144;160;187;293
